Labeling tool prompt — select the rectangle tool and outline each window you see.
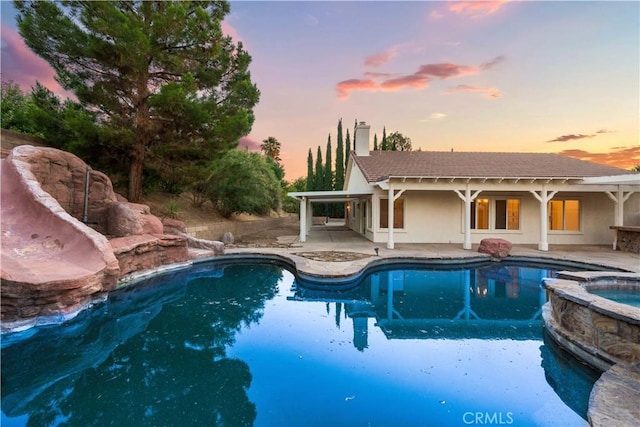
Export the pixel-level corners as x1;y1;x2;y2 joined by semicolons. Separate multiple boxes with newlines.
495;199;520;230
380;198;404;229
548;199;580;231
471;198;520;231
471;199;489;229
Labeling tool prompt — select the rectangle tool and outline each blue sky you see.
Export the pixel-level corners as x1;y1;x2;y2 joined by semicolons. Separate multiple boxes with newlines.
2;1;639;180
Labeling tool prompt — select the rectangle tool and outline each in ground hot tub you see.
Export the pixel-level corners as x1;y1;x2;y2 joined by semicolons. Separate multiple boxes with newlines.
542;272;640;371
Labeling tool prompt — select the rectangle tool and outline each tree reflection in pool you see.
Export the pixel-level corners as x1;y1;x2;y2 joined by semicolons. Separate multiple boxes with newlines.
1;262;601;426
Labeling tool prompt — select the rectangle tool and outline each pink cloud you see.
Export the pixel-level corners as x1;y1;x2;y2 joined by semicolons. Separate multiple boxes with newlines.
336;78;379;100
0;25;67;96
430;10;444;19
448;1;510;17
364;47;398;67
337;56;504;100
380;74;430;90
446;84;503;99
417;63;479;79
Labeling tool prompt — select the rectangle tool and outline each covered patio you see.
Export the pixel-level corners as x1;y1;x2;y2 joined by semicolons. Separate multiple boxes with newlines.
287;190;372;243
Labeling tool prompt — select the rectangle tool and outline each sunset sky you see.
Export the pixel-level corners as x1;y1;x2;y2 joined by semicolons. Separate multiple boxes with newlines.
2;1;639;181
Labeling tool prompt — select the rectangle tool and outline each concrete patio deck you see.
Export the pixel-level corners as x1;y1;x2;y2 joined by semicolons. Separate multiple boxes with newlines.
224;223;640;279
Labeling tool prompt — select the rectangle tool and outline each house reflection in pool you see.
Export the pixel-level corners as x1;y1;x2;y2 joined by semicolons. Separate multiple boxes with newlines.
292;265;551;351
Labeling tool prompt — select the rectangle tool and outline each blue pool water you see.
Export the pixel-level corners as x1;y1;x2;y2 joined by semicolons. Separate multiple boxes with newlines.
1;261;601;426
588;288;640;308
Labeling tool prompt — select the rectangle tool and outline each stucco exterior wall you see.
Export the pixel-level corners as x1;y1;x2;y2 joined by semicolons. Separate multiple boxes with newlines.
358;189;638;246
344;164;372;193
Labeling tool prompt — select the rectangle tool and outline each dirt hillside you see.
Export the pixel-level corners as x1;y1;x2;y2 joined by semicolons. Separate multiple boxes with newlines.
141;192;300;245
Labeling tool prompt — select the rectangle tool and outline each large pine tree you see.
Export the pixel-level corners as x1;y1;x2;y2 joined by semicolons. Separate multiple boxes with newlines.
15;0;259;202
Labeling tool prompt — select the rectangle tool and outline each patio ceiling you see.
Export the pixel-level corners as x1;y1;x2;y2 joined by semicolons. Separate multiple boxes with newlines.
287;190;373;203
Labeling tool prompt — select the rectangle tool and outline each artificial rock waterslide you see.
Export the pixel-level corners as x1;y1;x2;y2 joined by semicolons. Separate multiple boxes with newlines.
1;145;221;332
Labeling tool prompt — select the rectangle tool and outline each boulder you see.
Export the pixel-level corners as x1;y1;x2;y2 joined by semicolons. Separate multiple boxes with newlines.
107;201;163;237
478;238;512;259
162;218;187;234
222;231;235;244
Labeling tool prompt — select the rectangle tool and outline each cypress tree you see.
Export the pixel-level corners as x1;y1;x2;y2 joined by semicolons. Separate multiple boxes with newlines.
335;119;344;190
306;148;314;191
353;119;357;149
373;134;378;151
314;146;323;191
381;126;388;151
345;129;351;165
324;134;332;190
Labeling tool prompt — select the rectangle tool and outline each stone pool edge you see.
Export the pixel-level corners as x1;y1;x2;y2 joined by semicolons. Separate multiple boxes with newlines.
542;273;640;427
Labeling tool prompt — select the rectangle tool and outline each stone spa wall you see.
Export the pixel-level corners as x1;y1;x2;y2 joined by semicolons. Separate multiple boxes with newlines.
542;273;640;371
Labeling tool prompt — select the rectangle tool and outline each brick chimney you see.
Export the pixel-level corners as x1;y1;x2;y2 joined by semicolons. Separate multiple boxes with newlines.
355;121;371;156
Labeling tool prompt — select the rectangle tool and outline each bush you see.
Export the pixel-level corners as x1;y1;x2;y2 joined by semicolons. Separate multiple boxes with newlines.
206;150;280;218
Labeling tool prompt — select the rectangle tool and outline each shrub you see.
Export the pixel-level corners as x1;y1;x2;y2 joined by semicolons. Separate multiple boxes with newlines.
206;150;280;218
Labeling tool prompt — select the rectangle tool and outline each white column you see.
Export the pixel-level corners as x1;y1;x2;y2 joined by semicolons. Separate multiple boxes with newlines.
606;187;635;250
371;194;379;238
306;198;312;233
530;187;558;251
454;187;482;250
299;197;307;242
387;184;395;249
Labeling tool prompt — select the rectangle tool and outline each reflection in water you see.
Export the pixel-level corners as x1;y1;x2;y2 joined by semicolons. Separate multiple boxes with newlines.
2;262;599;426
2;264;282;426
293;264;549;345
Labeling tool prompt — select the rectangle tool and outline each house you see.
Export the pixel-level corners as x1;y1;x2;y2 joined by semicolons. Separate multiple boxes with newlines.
289;122;640;251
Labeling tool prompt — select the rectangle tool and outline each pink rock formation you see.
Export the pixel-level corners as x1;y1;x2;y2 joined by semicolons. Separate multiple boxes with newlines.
10;145;118;234
110;234;189;277
107;201;164;237
1;148;120;329
478;238;513;259
0;146;197;331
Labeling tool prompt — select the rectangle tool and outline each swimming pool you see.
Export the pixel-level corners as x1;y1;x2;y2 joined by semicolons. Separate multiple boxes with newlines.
587;288;640;308
1;261;601;426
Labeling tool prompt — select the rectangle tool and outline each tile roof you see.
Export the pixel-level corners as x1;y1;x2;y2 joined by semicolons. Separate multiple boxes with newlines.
351;151;632;183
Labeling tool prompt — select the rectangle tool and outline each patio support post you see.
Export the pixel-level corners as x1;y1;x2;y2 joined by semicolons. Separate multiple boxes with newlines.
306;198;312;234
605;186;634;250
605;186;634;227
372;194;379;237
454;186;482;250
386;186;406;249
299;196;307;242
530;186;558;251
387;184;395;249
